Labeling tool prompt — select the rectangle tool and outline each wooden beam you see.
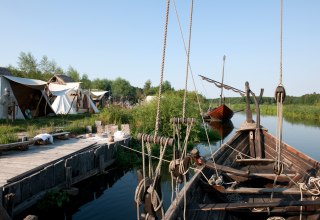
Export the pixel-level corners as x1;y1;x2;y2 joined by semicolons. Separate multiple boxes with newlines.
226;172;296;182
216;187;312;195
235;158;275;165
205;162;249;177
194;200;320;211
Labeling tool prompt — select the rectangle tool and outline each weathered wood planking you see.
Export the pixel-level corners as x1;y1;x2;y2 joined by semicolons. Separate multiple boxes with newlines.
0;136;131;217
0;138;97;184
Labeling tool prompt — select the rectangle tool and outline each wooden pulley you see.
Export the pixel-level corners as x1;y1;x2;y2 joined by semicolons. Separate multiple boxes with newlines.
169;157;191;183
170;117;195;125
137;133;174;146
275;85;286;103
190;148;205;166
273;161;284;175
141;175;163;220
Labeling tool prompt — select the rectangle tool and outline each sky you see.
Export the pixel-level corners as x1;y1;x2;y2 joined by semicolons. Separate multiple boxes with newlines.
0;0;319;98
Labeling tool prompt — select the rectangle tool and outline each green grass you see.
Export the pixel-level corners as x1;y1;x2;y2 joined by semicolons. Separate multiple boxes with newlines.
230;103;320;126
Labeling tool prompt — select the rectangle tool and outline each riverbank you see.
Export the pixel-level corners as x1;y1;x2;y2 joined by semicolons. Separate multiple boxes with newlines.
230;104;320;126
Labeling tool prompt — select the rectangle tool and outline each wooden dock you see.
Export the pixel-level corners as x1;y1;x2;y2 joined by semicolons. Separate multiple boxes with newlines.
0;135;130;219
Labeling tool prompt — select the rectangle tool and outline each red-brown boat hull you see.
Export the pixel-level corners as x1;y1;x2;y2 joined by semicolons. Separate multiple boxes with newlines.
207;104;233;121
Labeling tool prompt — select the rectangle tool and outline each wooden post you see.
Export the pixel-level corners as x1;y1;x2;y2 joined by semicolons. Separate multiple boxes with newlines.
4;193;15;218
99;155;105;174
249;131;255;158
65;167;72;189
245;82;253;123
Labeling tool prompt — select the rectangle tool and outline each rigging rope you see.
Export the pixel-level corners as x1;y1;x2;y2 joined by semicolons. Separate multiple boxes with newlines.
155;0;171;138
172;0;214;163
274;0;285;176
182;0;194;119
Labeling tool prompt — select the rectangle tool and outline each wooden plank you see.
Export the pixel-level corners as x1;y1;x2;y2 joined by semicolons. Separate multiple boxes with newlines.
195;199;320;211
205;162;249;177
217;187;313;195
235;158;275;165
226;172;296;182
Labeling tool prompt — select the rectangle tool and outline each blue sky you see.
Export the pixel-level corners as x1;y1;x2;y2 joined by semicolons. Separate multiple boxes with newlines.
1;1;319;98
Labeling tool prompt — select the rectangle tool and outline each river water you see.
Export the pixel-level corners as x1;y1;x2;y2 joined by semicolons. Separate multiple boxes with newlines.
17;113;320;220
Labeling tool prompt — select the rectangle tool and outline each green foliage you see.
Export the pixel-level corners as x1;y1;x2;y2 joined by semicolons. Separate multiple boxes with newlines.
131;91;208;143
17;52;38;74
97;106;133;126
91;78;112;91
112;77;135;100
0;126;18;143
66;66;80;81
81;73;92;89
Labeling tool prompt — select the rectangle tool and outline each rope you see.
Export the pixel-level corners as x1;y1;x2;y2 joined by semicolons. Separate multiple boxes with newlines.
182;0;194;119
279;0;283;84
172;0;218;180
154;0;171;138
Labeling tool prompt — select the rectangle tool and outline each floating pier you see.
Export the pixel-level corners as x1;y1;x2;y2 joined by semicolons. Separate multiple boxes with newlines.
0;134;130;219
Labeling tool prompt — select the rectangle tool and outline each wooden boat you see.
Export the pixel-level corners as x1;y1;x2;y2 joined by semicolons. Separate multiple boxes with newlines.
207;104;234;121
165;83;320;220
203;56;234;121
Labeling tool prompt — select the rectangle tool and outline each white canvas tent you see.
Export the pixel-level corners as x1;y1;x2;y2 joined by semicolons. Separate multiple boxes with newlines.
90;90;108;107
0;75;55;119
48;82;99;115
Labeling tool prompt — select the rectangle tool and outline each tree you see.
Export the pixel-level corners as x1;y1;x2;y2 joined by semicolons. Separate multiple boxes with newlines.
162;80;174;93
17;52;38;74
112;77;134;100
91;78;112;91
81;74;92;89
143;80;152;95
66;66;80;81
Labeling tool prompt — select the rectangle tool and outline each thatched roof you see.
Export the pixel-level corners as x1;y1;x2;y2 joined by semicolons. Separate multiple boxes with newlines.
48;74;75;84
0;67;13;76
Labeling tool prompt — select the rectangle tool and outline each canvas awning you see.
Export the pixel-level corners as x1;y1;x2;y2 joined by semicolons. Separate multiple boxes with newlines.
3;75;47;90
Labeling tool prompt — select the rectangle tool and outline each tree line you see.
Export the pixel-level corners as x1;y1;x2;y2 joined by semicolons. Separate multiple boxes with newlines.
5;52;318;105
6;52;174;103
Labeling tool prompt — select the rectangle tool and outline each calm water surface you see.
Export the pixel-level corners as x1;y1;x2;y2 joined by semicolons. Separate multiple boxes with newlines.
18;113;320;220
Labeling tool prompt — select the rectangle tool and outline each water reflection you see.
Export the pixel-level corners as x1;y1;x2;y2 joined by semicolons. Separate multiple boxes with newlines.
208;119;234;141
17;113;320;220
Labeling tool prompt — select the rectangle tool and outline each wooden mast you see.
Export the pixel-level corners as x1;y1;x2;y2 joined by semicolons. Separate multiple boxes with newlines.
219;55;226;105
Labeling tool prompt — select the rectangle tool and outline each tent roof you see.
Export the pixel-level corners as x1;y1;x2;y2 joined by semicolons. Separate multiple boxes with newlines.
48;82;81;93
91;91;108;97
48;74;75;84
3;75;47;89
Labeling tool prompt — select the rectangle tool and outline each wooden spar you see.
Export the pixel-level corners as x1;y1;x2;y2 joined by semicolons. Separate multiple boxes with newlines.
170;117;195;124
194;200;320;211
137;133;174;146
198;74;245;96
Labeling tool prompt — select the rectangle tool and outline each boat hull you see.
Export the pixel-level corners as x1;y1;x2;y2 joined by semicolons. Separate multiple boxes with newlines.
207;104;233;121
165;128;320;220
